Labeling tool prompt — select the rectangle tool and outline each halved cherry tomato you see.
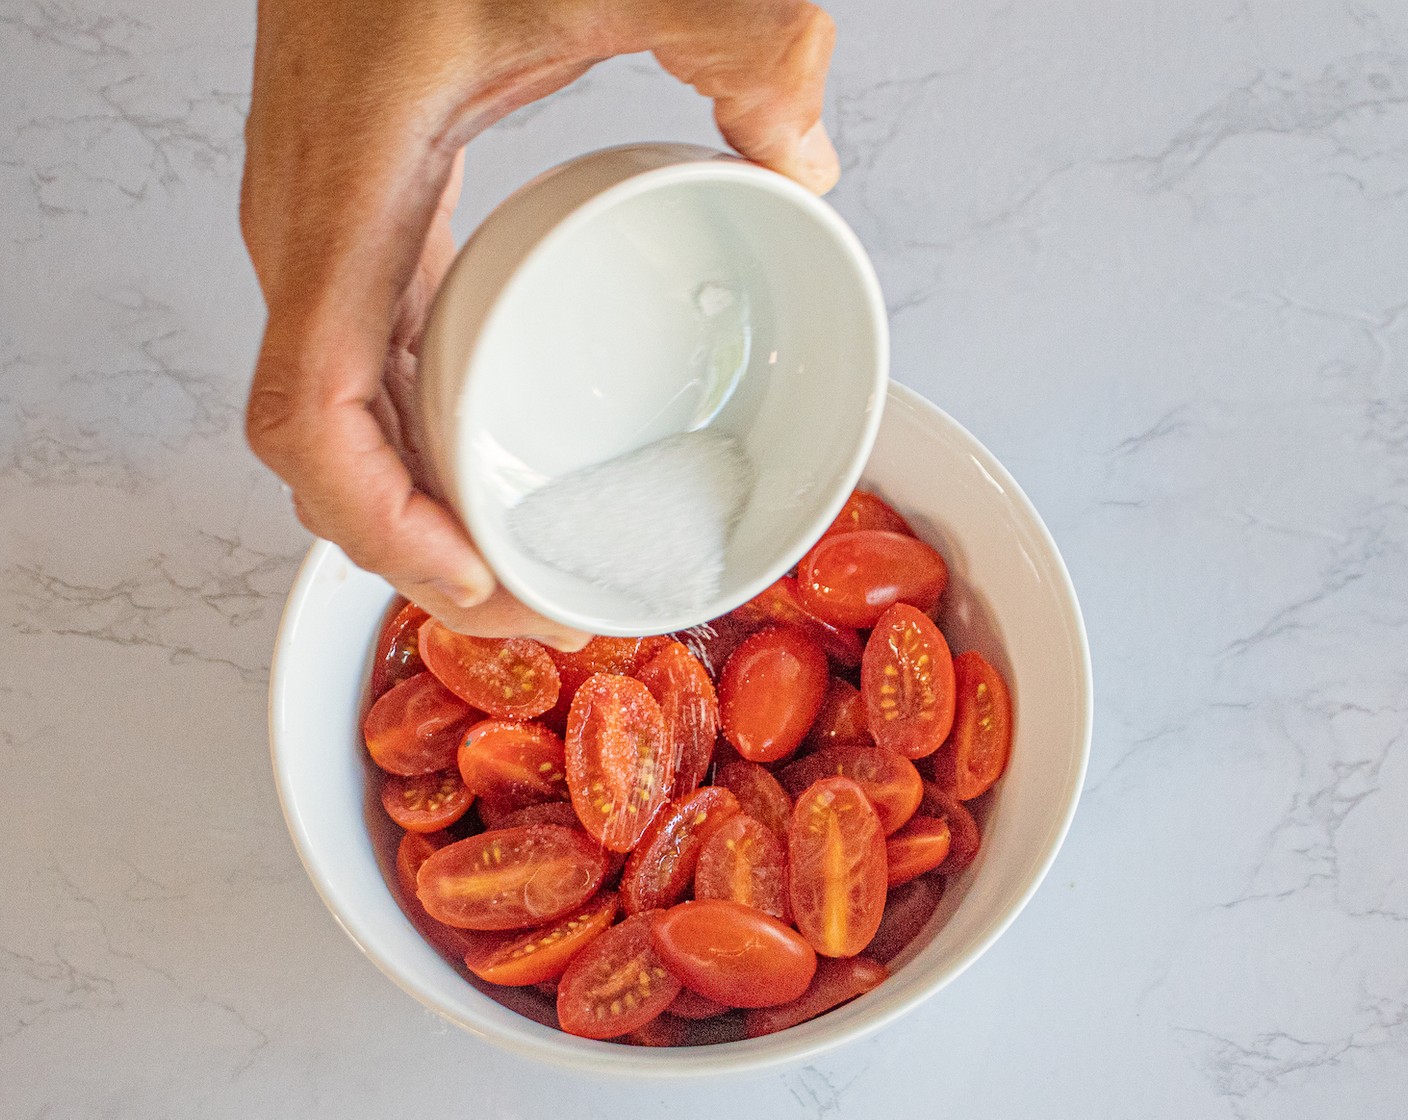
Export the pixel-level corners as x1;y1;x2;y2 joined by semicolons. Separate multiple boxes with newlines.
805;677;871;748
727;577;864;667
866;874;945;964
621;786;740;914
635;640;718;799
712;760;793;841
371;598;431;699
395;829;453;900
556;911;682;1039
921;783;981;872
822;489;915;539
394;830;500;962
885;815;952;885
418;620;560;720
486;800;581;832
666;987;730;1020
669;613;756;682
694;813;789;921
463;892;620;986
797;530;948;628
457;719;568;819
787;777;887;957
719;627;829;763
542;636;669;732
929;651;1012;800
416;824;607;930
862;604;956;759
742;956;888;1037
652;899;817;1008
565;674;675;853
778;743;922;836
363;671;476;776
381;769;473;833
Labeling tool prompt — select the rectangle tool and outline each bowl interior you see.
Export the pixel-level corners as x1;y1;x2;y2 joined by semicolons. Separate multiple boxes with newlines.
269;383;1091;1076
459;167;886;635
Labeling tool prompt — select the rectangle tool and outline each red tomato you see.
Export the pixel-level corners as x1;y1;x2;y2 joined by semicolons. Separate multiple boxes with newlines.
381;769;473;833
797;530;948;628
623;1015;691;1047
542;636;668;732
805;677;871;748
866;875;945;964
742;956;888;1037
651;899;816;1008
787;777;887;957
418;620;560;720
621;786;740;914
778;743;923;836
556;911;682;1039
416;825;607;930
371;598;430;699
727;577;864;667
669;613;756;682
862;604;956;759
711;760;794;841
885;815;952;885
457;719;568;818
921;783;981;872
823;489;915;538
666;987;730;1020
929;651;1013;800
635;640;719;799
485;800;581;832
694;814;789;921
393;830;499;962
395;829;452;900
462;892;620;987
363;671;476;776
719;627;829;763
565;674;675;853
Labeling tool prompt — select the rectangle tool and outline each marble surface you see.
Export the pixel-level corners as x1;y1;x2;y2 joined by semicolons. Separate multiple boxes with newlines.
2;0;1405;1116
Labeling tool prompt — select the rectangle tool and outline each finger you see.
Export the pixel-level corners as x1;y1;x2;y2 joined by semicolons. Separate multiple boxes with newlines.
426;584;592;651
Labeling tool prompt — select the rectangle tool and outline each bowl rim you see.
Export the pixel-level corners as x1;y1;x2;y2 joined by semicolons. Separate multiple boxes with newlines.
268;381;1093;1076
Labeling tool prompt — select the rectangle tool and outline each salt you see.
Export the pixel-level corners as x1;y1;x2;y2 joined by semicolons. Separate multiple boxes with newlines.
506;430;753;617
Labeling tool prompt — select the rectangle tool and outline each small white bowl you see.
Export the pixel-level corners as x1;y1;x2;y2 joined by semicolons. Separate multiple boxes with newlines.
417;143;889;636
269;383;1092;1076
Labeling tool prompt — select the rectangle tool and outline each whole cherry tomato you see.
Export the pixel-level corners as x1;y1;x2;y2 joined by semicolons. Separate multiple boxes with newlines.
862;603;956;759
805;677;871;748
719;627;829;763
797;530;948;628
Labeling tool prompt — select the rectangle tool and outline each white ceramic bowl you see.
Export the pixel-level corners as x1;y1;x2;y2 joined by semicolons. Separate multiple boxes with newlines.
417;143;888;636
269;383;1092;1076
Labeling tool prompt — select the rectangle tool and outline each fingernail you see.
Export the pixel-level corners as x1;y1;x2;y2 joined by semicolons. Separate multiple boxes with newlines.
430;576;493;610
797;121;840;194
531;631;593;653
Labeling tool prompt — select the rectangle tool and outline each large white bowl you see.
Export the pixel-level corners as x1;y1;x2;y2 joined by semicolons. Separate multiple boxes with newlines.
269;382;1092;1076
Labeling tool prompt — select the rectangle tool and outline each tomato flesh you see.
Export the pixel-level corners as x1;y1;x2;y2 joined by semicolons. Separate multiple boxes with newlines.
743;956;888;1037
797;530;948;628
363;671;476;776
652;899;817;1008
885;815;952;885
930;650;1013;800
463;892;620;986
779;743;923;836
457;719;568;819
862;603;956;758
371;598;430;699
419;620;560;719
635;640;719;799
694;813;789;921
719;627;829;763
711;760;793;841
556;911;682;1039
381;769;473;832
621;786;740;914
822;489;915;538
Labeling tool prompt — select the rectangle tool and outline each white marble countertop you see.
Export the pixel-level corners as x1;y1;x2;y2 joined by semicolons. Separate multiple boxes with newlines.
3;1;1405;1116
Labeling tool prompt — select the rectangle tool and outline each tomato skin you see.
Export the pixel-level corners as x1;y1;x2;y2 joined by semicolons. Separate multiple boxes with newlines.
416;824;607;930
485;800;581;832
862;604;956;759
929;651;1013;800
565;673;676;853
797;530;948;628
666;987;730;1020
822;489;915;539
712;761;794;842
463;892;620;987
805;677;871;748
556;911;683;1039
371;598;430;699
457;719;568;818
381;769;473;832
621;786;740;914
885;815;952;885
742;956;888;1037
719;627;830;763
363;671;476;776
418;620;560;720
728;577;864;668
787;777;888;958
866;875;945;964
694;813;790;922
779;743;923;836
622;1015;691;1047
921;783;981;872
635;640;719;799
652;899;817;1008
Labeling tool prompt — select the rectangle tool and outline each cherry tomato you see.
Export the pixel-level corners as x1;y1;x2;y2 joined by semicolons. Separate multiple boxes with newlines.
797;530;948;628
822;489;915;538
486;800;581;832
395;829;452;900
457;719;568;819
556;911;682;1039
381;769;473;833
462;892;620;987
929;651;1012;800
805;677;871;748
393;830;500;962
542;636;669;732
363;671;476;776
416;824;607;930
621;786;740;914
719;627;829;763
635;640;719;799
652;899;817;1008
669;613;756;682
727;577;864;667
742;956;888;1037
885;815;952;885
712;760;793;841
666;987;730;1020
866;875;945;964
694;814;789;921
921;783;981;872
371;598;430;699
418;620;560;719
623;1015;690;1047
779;743;922;836
787;777;887;958
862;604;956;759
565;673;675;853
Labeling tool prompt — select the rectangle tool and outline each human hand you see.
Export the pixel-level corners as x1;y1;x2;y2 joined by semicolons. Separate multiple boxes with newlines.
241;0;839;648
